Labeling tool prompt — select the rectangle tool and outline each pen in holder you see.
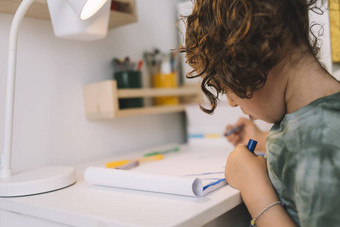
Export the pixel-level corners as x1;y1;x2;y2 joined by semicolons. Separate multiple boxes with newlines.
144;49;180;106
114;70;143;109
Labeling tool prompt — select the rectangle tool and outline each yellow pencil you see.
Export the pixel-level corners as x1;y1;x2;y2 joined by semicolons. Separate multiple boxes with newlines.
105;154;164;169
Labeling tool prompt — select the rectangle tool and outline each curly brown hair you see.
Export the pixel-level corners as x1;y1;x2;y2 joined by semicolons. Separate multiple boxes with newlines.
180;0;321;114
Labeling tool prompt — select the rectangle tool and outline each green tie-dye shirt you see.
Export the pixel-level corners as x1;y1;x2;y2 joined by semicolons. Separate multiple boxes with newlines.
266;91;340;227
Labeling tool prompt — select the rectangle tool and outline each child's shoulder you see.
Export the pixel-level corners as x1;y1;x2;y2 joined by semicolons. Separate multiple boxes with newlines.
268;91;340;155
275;91;340;128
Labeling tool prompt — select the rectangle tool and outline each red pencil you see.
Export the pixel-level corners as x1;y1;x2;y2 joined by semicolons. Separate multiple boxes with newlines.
137;60;143;71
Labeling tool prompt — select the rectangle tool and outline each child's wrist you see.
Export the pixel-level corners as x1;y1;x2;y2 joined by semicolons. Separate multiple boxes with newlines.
240;178;280;217
240;177;272;196
250;201;285;226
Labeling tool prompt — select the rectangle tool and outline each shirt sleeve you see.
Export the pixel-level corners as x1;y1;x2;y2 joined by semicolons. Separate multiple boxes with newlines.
294;144;340;227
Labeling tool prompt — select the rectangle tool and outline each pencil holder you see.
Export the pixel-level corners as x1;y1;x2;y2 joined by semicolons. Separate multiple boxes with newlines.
114;71;143;109
153;72;179;105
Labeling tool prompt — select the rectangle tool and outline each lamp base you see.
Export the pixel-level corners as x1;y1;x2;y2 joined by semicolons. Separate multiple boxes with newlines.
0;166;76;197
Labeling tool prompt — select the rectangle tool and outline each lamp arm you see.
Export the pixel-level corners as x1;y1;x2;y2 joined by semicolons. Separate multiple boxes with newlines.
1;0;35;178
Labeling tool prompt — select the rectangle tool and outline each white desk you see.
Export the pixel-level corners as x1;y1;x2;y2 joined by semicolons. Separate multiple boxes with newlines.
0;143;250;227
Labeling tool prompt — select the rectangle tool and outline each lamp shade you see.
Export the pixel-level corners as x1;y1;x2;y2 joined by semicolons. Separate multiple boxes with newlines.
68;0;108;20
46;0;110;41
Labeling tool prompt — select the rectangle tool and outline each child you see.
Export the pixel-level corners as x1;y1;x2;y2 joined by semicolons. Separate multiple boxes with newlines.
181;0;340;226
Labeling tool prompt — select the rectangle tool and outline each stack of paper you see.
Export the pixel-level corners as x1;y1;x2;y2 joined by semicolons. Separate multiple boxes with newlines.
84;146;230;197
85;167;226;197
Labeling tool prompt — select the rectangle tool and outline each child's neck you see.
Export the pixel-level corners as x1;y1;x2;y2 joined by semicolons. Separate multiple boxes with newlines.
282;52;340;114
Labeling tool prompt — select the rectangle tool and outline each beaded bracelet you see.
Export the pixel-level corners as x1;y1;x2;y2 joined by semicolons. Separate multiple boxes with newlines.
250;201;285;227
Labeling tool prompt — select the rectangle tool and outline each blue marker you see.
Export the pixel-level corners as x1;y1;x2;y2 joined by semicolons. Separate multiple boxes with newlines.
247;139;257;153
224;125;244;136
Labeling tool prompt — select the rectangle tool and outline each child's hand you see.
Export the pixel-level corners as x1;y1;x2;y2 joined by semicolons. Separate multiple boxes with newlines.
225;145;297;226
225;144;268;191
225;118;267;152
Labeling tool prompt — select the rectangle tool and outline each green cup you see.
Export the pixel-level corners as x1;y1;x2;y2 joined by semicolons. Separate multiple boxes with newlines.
114;71;143;109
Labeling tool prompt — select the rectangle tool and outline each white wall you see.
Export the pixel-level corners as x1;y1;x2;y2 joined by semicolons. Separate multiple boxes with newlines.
0;0;186;172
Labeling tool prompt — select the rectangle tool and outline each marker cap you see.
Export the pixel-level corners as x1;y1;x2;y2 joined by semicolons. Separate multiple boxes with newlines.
247;139;258;153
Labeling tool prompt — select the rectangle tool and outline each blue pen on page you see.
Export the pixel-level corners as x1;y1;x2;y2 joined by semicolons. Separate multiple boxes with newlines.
203;139;258;192
247;139;258;153
224;124;244;136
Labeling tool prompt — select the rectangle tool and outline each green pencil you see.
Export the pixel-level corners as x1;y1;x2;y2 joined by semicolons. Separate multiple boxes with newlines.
143;146;180;157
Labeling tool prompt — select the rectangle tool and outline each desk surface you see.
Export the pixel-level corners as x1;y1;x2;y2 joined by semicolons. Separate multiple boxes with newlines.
0;143;242;227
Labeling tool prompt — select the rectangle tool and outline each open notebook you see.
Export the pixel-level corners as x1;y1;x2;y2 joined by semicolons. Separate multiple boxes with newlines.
84;145;230;197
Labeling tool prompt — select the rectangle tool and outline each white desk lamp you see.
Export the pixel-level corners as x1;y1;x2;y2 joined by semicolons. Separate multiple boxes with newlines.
0;0;110;197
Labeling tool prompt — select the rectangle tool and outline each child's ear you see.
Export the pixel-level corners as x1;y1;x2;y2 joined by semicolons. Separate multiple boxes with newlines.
226;94;238;107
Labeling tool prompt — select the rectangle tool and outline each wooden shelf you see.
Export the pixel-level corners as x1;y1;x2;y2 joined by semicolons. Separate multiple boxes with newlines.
0;0;137;29
83;80;201;119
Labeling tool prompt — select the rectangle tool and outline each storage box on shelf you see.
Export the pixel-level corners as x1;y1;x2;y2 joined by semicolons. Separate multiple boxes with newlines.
0;0;137;29
83;80;202;119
